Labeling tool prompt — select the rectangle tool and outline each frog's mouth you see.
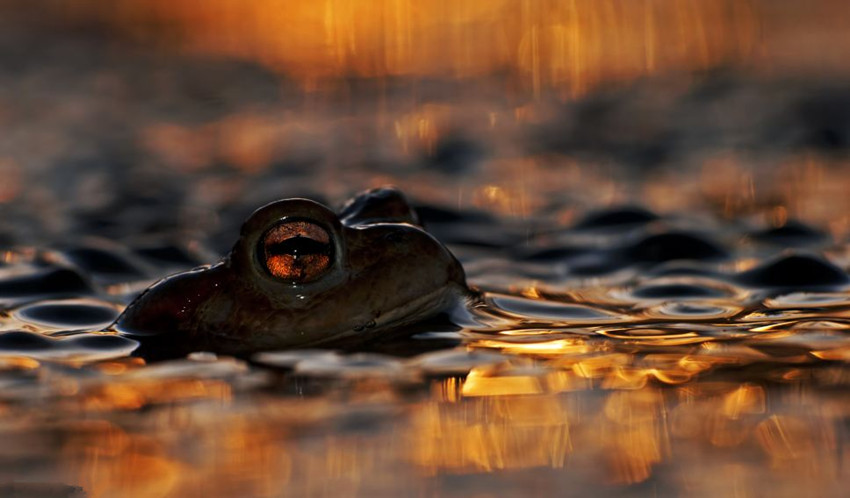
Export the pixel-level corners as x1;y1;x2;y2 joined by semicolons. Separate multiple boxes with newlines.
204;282;471;353
331;283;471;343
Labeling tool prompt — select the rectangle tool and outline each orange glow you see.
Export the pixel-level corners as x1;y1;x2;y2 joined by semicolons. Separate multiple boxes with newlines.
82;379;232;411
472;338;590;356
721;384;766;418
600;390;666;483
92;357;147;376
64;0;764;96
462;366;546;397
409;396;572;473
0;158;22;203
756;415;834;469
0;356;41;370
63;422;182;498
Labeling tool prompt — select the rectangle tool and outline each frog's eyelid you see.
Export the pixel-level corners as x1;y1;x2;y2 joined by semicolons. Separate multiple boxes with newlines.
241;198;342;238
263;220;332;246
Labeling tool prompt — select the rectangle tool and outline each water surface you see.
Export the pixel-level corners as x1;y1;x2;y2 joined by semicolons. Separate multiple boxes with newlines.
2;3;850;496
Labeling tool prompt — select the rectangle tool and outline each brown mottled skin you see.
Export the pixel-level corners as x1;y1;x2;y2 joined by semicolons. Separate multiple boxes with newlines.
114;187;469;356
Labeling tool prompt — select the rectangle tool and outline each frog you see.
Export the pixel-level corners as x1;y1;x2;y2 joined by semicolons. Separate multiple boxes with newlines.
113;187;470;357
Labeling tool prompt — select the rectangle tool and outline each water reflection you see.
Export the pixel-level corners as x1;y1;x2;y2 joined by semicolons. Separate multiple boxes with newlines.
5;365;840;496
4;209;850;495
3;270;850;497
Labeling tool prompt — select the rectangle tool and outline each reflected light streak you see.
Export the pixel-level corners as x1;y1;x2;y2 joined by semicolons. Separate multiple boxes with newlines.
472;338;590;356
409;396;572;473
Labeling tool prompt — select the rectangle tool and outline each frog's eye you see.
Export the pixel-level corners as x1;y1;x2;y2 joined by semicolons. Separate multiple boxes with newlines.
259;220;333;283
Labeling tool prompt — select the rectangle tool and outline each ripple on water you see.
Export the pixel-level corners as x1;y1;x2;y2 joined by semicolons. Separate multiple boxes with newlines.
736;253;850;289
631;282;732;300
621;231;728;264
740;309;818;322
644;261;725;279
595;324;748;345
762;330;850;353
0;331;138;361
0;267;93;301
789;319;850;331
14;299;120;328
764;292;850;308
514;244;595;264
643;302;741;320
487;294;625;324
751;220;827;247
61;245;149;284
573;205;659;231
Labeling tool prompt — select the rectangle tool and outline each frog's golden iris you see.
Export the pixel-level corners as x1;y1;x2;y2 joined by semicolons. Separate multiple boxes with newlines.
260;220;332;283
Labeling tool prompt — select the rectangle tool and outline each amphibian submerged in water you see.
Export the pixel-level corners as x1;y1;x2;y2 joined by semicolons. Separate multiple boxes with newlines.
114;187;469;357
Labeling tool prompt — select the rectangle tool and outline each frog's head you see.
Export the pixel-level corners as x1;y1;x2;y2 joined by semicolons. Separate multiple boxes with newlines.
115;188;468;356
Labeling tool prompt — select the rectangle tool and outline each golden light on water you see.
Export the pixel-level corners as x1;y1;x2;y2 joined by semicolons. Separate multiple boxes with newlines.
410;396;572;473
0;345;842;496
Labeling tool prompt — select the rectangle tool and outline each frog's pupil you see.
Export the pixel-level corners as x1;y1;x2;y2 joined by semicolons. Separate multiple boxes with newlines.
267;236;330;258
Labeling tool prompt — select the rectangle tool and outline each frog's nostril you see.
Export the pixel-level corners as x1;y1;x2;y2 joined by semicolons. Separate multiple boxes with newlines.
260;220;334;283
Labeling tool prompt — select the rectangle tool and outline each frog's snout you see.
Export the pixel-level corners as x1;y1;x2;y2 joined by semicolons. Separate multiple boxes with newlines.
113;267;218;338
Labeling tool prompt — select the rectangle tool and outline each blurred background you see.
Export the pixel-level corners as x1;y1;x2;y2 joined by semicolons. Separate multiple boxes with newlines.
0;0;849;252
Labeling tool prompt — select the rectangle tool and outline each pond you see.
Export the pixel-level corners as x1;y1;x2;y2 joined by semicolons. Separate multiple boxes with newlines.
1;2;850;497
